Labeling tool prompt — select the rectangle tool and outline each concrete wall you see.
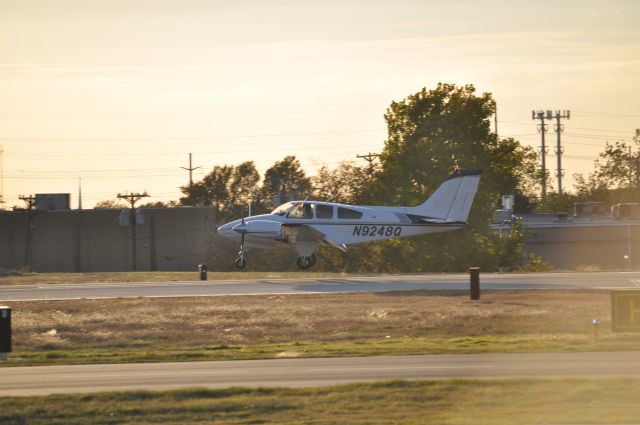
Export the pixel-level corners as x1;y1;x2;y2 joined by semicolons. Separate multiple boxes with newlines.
524;222;640;270
0;207;215;272
4;207;637;272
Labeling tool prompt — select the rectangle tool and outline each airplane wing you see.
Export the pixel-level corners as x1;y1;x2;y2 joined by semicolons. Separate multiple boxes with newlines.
280;224;348;252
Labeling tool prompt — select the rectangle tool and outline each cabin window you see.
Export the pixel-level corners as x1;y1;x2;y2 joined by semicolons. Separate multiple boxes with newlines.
316;204;333;219
337;207;363;219
287;203;314;219
272;202;294;216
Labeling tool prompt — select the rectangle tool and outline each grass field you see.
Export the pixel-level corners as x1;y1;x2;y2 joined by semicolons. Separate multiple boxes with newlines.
1;379;639;424
4;290;640;366
3;288;639;424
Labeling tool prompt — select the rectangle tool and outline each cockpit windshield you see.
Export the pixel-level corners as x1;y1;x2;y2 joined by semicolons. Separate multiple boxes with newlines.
271;202;295;216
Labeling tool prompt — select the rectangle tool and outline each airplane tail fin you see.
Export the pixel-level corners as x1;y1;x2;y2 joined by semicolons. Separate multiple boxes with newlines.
410;169;482;223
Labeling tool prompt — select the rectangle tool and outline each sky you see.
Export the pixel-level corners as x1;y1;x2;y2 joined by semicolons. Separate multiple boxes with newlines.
1;0;639;208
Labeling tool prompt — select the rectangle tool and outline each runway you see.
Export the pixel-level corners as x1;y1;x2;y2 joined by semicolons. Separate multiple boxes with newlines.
1;272;640;301
1;351;639;396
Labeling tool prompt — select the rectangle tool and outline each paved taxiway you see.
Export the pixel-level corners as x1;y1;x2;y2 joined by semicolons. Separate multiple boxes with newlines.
1;272;640;301
1;351;639;396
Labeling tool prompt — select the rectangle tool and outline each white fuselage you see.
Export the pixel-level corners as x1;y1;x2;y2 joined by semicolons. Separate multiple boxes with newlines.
217;169;481;268
217;201;462;249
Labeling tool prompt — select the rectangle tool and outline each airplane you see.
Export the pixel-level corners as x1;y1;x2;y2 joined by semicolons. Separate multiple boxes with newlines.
217;168;482;269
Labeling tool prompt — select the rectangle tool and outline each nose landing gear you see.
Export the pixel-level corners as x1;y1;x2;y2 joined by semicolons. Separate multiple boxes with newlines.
235;239;247;269
235;219;247;269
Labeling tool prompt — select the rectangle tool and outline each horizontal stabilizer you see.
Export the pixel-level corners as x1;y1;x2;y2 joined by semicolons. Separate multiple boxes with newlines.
420;217;463;224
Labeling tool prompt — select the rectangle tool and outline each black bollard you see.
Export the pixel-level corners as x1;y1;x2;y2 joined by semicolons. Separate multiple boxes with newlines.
0;306;11;360
198;264;208;281
469;267;480;300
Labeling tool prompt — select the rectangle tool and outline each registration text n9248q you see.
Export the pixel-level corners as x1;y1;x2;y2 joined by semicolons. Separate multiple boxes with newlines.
352;225;402;237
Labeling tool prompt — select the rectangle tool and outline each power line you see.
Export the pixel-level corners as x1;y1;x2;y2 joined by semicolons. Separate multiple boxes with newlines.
563;154;598;161
0;128;384;142
2;159;356;180
2;105;638;119
500;120;635;135
562;140;619;147
565;126;632;134
564;133;631;141
571;110;640;119
0;107;381;116
5;143;378;157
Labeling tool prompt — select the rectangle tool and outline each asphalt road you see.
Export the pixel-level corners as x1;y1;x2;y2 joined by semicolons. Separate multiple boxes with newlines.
1;272;640;301
1;351;639;396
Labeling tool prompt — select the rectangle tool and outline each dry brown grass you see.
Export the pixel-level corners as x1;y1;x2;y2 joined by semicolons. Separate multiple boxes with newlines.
10;290;616;353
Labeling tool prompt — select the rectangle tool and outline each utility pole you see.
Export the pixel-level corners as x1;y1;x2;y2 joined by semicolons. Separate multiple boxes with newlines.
553;110;570;195
0;144;4;204
356;152;379;177
532;110;552;200
117;191;149;271
18;195;36;270
635;150;640;189
78;177;83;210
180;153;201;188
18;195;36;210
493;100;498;141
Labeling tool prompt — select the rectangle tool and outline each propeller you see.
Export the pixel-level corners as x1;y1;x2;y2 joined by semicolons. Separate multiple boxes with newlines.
240;206;246;250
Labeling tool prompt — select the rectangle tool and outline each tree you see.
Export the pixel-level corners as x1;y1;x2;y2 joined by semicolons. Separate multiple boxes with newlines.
533;192;579;213
593;129;640;190
93;199;127;209
312;161;372;205
179;161;260;222
372;83;539;271
139;200;178;208
572;129;640;205
260;156;311;211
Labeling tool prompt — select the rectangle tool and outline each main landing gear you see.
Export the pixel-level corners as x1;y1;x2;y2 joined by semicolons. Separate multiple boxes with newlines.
296;254;316;270
234;231;317;270
235;252;246;269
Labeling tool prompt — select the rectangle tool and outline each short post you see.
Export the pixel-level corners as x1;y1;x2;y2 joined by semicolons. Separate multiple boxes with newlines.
592;318;600;343
0;306;11;361
198;264;208;281
469;267;480;300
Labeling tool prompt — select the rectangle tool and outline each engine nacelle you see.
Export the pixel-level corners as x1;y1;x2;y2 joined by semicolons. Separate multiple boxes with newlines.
234;220;282;239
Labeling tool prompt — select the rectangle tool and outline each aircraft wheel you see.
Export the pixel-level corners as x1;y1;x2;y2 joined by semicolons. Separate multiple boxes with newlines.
235;257;246;269
296;254;316;270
